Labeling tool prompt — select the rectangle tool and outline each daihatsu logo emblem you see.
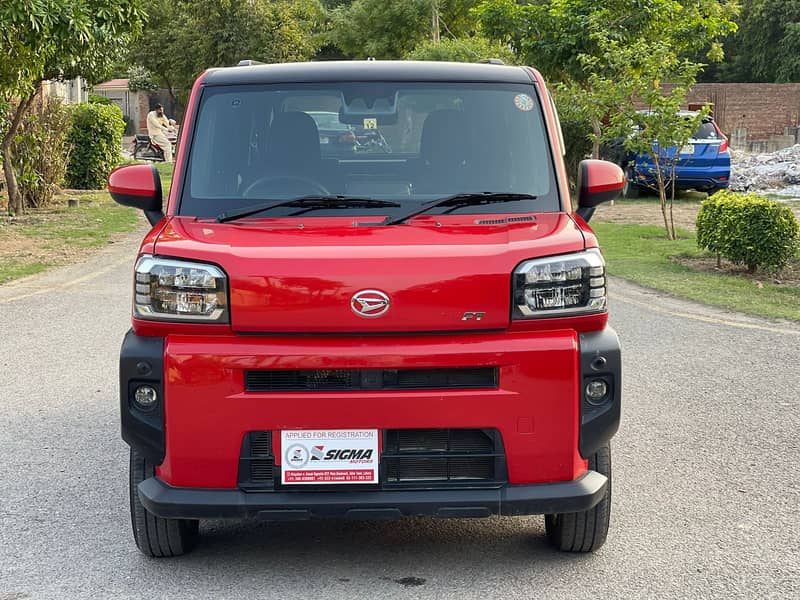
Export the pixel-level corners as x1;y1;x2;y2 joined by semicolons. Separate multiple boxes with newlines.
351;290;390;318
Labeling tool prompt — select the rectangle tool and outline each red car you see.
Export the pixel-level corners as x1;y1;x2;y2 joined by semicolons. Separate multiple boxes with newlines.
109;60;624;557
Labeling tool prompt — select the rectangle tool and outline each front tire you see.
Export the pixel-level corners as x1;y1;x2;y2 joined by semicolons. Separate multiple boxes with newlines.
545;443;611;552
129;448;199;557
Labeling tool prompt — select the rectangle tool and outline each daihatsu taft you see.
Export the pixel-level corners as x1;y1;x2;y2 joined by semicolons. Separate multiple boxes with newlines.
109;60;624;557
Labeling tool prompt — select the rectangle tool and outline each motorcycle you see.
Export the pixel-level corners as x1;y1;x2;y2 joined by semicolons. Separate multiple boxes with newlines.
354;128;392;153
131;131;177;162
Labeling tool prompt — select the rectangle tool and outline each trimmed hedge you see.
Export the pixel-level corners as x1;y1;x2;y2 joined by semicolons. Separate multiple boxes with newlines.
696;190;799;273
66;102;125;189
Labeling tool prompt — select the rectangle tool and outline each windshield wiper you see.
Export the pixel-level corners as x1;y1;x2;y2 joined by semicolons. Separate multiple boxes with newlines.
383;192;538;226
216;195;402;223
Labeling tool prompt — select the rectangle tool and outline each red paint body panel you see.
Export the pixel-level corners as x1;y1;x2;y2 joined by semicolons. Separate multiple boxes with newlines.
108;163;160;198
155;331;587;488
147;213;586;333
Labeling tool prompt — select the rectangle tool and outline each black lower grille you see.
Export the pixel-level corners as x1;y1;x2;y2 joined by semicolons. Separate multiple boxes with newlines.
245;367;497;392
386;456;495;482
238;428;506;491
237;431;276;490
382;428;505;487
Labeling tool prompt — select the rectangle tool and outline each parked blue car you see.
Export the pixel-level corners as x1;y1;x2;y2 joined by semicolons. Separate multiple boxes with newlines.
607;112;731;198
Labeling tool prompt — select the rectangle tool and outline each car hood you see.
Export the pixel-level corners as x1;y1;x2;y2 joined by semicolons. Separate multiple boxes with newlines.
152;213;587;333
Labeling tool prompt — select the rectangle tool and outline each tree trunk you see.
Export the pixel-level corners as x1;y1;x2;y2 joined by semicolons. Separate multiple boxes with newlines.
654;156;674;240
591;117;602;159
1;142;21;215
668;162;677;240
2;88;40;215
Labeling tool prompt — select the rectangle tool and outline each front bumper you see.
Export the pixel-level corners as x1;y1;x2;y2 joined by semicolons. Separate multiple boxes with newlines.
120;327;621;488
139;470;608;520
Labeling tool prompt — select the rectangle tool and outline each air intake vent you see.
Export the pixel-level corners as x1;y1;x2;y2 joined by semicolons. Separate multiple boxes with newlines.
475;215;535;225
245;368;497;392
382;429;505;487
238;431;275;490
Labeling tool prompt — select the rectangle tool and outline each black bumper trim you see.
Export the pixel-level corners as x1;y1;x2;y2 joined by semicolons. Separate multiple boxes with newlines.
120;330;165;464
138;471;608;520
578;328;622;458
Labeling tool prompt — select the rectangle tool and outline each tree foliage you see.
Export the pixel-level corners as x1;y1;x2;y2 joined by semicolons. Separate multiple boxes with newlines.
706;0;800;82
476;0;737;158
406;36;515;63
595;39;709;239
0;0;145;214
128;0;325;109
328;0;479;59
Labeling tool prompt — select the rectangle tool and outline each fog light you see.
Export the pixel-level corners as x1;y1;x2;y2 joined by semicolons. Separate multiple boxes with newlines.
585;379;608;405
133;385;158;410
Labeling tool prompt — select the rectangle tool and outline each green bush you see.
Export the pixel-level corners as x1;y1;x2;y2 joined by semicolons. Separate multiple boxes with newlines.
88;94;112;105
696;190;800;273
66;102;125;189
11;97;72;208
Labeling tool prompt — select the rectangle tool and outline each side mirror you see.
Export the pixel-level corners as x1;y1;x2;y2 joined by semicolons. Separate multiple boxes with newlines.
575;159;624;222
108;164;165;226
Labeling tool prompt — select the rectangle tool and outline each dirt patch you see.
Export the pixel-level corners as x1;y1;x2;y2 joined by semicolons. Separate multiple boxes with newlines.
593;200;701;230
0;195;140;277
593;199;800;231
673;255;800;287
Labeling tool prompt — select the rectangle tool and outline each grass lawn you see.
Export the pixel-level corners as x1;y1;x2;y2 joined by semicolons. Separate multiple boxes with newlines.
594;222;800;322
0;161;174;285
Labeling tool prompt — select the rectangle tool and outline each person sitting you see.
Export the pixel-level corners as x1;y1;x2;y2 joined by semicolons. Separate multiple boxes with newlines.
146;104;175;163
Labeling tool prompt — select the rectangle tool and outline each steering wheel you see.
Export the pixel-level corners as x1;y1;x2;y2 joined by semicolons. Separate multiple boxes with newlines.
243;175;330;198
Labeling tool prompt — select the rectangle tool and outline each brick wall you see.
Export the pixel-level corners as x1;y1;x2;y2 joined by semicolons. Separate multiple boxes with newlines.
682;83;800;141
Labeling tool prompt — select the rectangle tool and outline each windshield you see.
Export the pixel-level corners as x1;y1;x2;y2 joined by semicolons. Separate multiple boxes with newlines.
181;82;560;218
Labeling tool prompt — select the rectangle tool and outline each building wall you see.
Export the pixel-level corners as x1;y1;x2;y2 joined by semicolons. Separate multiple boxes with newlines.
42;78;88;104
683;83;800;141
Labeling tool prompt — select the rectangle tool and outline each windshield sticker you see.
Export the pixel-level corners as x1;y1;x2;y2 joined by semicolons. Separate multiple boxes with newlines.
514;94;534;112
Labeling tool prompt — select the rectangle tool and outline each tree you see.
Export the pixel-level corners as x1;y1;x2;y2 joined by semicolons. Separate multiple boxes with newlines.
705;0;800;82
476;0;737;157
0;0;145;215
327;0;479;59
406;36;516;63
128;0;325;112
598;40;708;239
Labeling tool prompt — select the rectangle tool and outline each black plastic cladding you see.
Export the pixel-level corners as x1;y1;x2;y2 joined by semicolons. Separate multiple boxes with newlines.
120;330;165;463
578;328;622;458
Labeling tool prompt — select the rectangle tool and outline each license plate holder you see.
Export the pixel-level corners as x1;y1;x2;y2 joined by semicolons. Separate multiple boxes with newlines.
281;429;379;485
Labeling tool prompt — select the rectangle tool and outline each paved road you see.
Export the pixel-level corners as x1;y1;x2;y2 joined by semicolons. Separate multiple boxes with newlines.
1;230;799;599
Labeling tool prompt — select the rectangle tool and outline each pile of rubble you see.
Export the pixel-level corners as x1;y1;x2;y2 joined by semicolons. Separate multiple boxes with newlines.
730;145;800;196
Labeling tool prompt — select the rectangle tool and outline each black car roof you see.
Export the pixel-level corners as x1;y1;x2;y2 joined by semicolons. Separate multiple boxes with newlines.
201;60;533;86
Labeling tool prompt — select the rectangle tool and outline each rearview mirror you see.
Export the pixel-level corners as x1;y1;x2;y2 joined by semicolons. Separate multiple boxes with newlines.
575;160;624;222
108;164;165;226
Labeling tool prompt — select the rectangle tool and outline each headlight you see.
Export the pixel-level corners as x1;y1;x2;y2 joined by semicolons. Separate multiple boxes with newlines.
513;249;606;318
134;255;228;322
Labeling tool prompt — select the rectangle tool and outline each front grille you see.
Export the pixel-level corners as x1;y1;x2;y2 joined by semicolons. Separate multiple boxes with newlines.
245;367;498;392
382;428;505;487
237;428;506;492
237;431;275;490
